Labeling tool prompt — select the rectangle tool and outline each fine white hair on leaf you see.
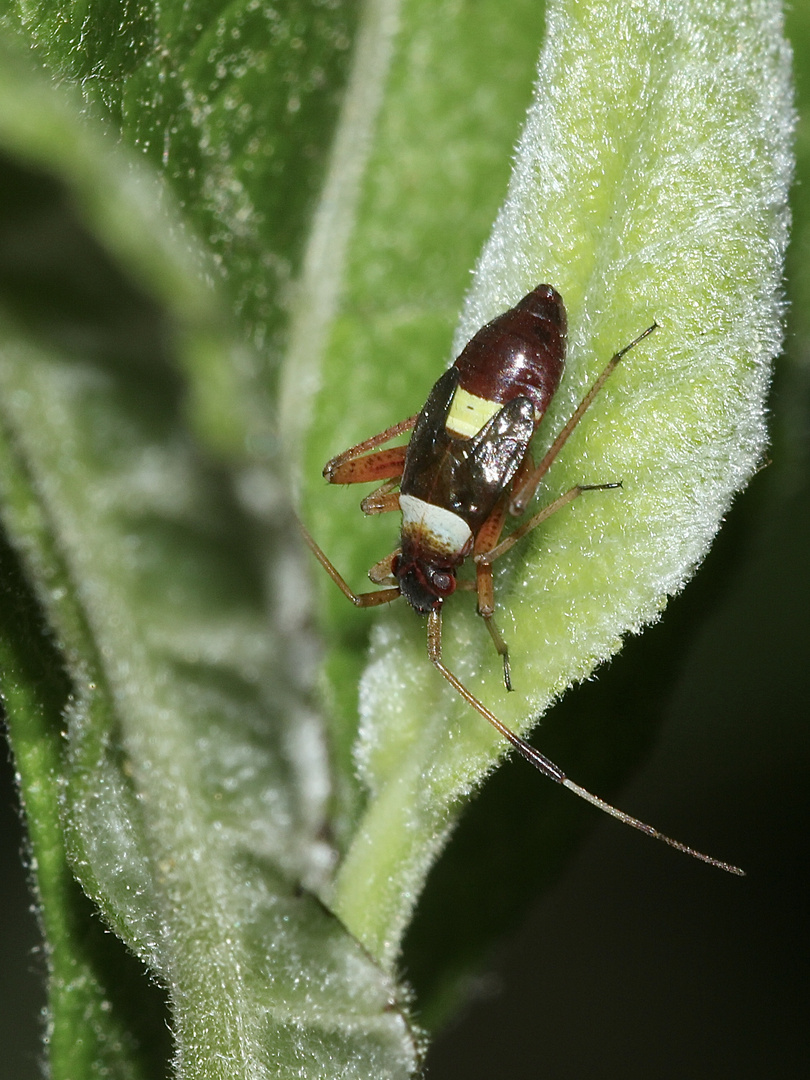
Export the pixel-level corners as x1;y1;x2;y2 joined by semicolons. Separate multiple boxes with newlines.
444;0;795;708
339;0;794;969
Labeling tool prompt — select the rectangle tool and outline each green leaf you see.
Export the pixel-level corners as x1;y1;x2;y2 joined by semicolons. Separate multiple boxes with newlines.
295;1;793;968
1;0;360;373
0;42;418;1080
283;0;550;853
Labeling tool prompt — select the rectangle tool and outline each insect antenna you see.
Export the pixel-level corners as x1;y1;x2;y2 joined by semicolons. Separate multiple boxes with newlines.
427;610;744;876
557;777;745;875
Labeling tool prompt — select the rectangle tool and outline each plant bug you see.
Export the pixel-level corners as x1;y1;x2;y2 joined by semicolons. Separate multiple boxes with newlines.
302;283;744;876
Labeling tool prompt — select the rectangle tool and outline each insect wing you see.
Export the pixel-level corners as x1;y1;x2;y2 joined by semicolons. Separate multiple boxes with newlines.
401;371;535;528
406;368;459;458
400;367;460;493
464;397;535;506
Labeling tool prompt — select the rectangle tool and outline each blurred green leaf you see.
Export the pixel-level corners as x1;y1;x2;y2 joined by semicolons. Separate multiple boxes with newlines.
0;41;418;1080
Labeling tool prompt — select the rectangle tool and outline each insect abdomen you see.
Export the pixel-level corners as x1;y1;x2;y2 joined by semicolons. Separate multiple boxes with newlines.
449;283;566;431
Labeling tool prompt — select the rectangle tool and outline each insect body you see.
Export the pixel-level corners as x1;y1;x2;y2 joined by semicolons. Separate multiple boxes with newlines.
395;286;566;650
303;284;743;876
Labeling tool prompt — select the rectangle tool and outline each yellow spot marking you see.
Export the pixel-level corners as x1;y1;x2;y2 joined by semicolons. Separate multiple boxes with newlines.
446;385;501;439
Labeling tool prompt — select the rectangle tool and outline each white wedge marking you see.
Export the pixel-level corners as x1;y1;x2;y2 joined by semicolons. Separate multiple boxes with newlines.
400;494;472;556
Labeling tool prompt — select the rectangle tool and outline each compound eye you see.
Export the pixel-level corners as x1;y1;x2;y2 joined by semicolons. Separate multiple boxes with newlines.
431;569;455;596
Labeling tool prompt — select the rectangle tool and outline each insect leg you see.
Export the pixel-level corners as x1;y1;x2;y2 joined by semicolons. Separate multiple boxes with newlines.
425;608;744;875
368;549;400;586
481;613;513;691
476;483;622;568
472;498;514;690
326;445;408;486
510;322;657;515
300;521;400;607
361;483;401;516
472;454;539;689
324;417;417;483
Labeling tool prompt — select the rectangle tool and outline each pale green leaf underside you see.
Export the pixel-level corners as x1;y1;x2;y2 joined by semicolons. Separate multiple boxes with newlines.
306;0;794;966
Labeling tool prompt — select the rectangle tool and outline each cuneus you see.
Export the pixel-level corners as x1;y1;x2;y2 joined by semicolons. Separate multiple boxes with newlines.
302;284;743;876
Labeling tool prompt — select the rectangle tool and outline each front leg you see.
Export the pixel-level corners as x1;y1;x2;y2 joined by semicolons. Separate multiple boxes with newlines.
300;521;401;608
368;549;400;586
